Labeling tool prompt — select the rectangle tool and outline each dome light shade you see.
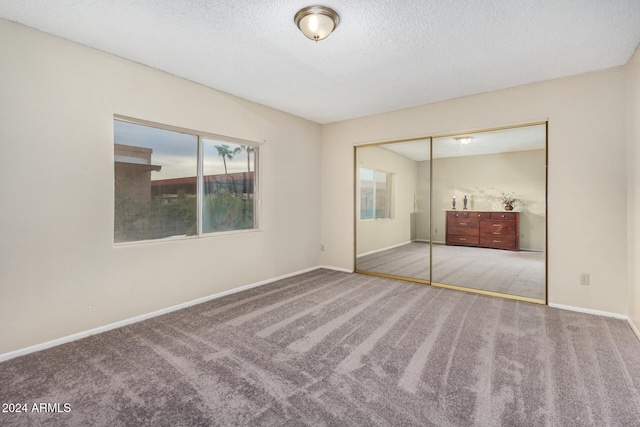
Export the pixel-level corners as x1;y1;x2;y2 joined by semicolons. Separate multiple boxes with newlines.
455;136;473;145
295;6;340;42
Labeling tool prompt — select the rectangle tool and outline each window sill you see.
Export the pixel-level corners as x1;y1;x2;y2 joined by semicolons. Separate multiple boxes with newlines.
113;228;263;247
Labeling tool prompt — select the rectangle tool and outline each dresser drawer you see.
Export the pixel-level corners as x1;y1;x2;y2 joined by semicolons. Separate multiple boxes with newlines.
491;212;517;220
480;235;517;250
446;235;479;245
480;219;517;235
447;226;479;237
446;211;519;251
447;211;469;219
469;212;491;220
448;211;492;220
448;218;479;229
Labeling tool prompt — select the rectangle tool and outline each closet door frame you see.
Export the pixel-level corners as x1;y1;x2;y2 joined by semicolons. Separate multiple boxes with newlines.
354;121;548;305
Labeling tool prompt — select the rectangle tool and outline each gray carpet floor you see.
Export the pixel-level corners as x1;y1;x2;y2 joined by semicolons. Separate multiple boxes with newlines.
1;269;639;426
357;242;545;300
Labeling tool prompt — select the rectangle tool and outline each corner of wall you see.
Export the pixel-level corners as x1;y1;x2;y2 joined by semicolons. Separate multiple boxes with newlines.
627;42;640;332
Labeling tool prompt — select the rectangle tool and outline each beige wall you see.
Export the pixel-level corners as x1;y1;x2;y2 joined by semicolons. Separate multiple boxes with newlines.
321;67;628;314
1;17;637;356
428;150;546;250
415;159;431;241
355;146;417;255
356;147;546;251
629;45;640;331
0;19;322;354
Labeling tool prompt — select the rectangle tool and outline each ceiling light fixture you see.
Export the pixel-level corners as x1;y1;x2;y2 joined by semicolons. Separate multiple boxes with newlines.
294;6;340;42
454;136;473;145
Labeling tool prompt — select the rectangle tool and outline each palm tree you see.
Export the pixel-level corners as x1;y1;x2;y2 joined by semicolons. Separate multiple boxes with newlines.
240;145;254;174
215;144;240;175
240;145;255;196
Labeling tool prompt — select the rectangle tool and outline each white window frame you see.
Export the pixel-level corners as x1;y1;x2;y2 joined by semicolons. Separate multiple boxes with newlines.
359;167;394;220
113;115;261;244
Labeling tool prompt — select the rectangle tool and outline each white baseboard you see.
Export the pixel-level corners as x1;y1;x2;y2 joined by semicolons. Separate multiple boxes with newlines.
356;241;412;258
628;319;640;341
5;271;637;363
319;265;354;273
0;265;323;363
549;302;640;341
548;303;627;319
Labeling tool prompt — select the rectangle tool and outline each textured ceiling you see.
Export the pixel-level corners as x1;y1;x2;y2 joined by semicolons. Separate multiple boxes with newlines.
379;124;546;161
1;1;640;124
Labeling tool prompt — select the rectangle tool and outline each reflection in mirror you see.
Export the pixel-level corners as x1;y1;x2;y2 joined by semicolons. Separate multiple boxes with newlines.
355;139;431;282
431;124;546;301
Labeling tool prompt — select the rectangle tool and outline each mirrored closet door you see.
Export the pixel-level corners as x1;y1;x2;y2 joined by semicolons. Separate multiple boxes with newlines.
355;138;431;283
355;123;547;304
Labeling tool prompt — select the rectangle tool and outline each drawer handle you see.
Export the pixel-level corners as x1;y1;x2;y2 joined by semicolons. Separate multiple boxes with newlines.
459;238;467;241
459;222;467;225
493;232;501;235
493;224;501;227
501;215;506;218
493;240;502;243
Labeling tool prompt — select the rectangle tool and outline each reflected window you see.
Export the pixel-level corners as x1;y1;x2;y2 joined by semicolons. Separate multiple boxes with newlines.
360;168;393;220
114;119;258;243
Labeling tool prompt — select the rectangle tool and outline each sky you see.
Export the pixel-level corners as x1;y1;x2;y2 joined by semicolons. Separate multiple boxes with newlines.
114;119;253;180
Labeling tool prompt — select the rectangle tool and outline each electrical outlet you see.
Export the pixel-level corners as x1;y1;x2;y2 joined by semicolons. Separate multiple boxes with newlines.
320;244;325;252
580;273;590;286
434;228;438;234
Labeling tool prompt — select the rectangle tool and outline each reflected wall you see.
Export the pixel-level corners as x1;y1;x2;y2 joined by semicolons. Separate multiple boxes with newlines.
355;140;431;282
430;125;546;301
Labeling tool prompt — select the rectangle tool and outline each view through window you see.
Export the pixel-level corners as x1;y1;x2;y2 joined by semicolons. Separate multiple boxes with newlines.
114;119;257;243
360;168;393;220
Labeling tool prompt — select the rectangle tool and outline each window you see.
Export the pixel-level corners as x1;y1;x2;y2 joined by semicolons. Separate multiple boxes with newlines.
114;118;258;243
360;168;393;220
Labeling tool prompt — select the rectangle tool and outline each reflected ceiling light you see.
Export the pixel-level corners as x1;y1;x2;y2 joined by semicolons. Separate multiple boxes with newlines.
294;6;340;42
455;136;473;145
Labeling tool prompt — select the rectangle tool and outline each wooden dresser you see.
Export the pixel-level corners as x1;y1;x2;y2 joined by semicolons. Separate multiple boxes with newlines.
446;210;519;251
